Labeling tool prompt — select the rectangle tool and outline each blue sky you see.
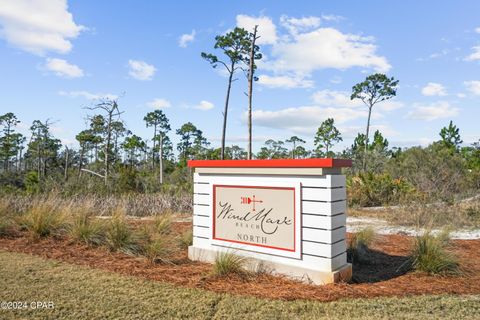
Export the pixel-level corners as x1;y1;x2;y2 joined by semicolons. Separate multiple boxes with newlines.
0;1;479;154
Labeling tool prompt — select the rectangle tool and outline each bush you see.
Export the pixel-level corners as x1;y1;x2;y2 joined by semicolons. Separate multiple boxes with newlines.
24;171;40;194
347;172;415;207
411;231;459;275
18;204;66;239
105;212;142;255
153;213;172;235
68;211;104;246
0;218;14;237
212;252;248;277
348;227;375;264
178;229;193;249
142;237;171;263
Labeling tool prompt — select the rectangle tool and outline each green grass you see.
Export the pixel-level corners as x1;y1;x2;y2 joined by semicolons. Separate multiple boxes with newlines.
0;251;479;319
348;227;376;264
152;213;172;235
17;204;67;239
68;211;105;246
212;252;248;277
411;231;459;275
142;236;171;263
104;213;142;255
178;229;193;249
0;218;14;237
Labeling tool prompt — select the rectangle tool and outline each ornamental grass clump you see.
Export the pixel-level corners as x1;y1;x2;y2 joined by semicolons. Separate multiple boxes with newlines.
68;210;105;246
18;204;66;239
153;213;172;235
178;229;193;249
142;236;171;264
411;231;459;275
0;218;14;237
348;227;376;264
212;252;248;277
105;211;142;255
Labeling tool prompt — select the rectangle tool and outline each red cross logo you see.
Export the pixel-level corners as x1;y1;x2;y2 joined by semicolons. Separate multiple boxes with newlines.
240;195;263;211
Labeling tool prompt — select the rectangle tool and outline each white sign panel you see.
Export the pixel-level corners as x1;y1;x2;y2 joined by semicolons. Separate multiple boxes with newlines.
211;182;301;259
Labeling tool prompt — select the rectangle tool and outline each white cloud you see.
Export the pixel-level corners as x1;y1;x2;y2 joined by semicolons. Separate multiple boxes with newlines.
147;98;171;109
44;58;83;78
58;90;118;100
236;15;390;90
464;80;480;95
280;15;321;35
421;82;447;96
339;124;398;139
457;93;467;98
257;74;314;89
310;89;403;111
0;0;85;55
320;14;344;22
475;27;480;34
251;106;367;135
128;59;156;81
208;135;268;143
311;90;361;107
194;100;214;111
407;101;459;121
465;46;480;61
236;14;277;45
178;30;195;48
266;27;391;75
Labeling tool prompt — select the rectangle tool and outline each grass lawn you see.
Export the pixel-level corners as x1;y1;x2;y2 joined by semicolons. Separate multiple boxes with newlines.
1;251;479;319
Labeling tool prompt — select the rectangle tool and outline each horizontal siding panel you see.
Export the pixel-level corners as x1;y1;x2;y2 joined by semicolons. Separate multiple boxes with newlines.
302;240;346;258
193;215;210;227
302;200;346;216
193;183;211;194
300;175;346;188
302;227;346;244
301;255;335;271
331;252;347;271
193;204;211;216
302;214;346;230
193;193;211;206
192;236;210;248
302;187;346;202
193;226;211;239
193;173;211;184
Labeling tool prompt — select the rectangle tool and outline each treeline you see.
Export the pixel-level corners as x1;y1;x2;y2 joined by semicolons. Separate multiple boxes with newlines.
1;106;479;203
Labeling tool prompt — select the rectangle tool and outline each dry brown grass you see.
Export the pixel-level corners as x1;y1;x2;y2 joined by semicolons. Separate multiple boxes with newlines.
0;192;192;217
350;199;480;229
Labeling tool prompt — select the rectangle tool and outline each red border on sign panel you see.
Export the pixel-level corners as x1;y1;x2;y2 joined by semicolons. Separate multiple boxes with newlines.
212;185;296;252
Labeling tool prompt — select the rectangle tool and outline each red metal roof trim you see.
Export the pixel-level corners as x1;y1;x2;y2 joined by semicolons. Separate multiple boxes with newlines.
187;158;352;168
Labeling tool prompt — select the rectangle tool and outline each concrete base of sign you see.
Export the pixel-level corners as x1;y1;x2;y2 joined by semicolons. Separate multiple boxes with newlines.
188;246;352;285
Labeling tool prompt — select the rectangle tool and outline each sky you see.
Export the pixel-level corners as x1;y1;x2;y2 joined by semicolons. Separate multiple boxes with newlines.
0;0;479;154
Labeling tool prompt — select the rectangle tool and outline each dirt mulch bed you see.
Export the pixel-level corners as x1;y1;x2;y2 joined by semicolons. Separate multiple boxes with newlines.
1;222;479;302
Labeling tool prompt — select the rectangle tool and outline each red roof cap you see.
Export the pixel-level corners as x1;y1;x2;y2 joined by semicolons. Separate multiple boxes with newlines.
187;158;352;168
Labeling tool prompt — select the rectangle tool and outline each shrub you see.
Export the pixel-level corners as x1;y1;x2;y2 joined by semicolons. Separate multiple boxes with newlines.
178;229;193;249
348;227;376;264
105;212;142;255
411;231;459;275
142;237;171;263
18;204;66;239
0;202;14;237
212;252;248;277
24;171;40;194
153;213;172;235
347;172;416;207
69;211;104;246
0;219;14;237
